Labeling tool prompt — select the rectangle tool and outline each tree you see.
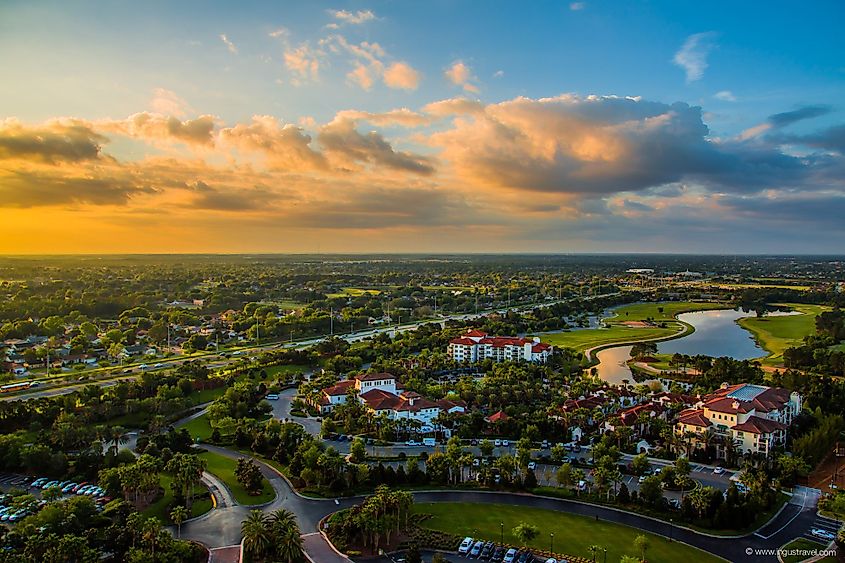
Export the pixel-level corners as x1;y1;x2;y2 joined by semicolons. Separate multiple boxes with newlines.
631;453;649;476
406;544;422;563
633;534;650;561
587;544;602;562
479;439;494;457
165;453;206;510
550;443;566;462
235;458;264;494
241;510;271;559
170;505;188;539
269;508;304;563
512;521;539;545
350;438;367;463
638;475;663;506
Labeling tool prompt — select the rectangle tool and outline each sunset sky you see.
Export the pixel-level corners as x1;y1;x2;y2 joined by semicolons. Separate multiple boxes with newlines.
1;0;844;254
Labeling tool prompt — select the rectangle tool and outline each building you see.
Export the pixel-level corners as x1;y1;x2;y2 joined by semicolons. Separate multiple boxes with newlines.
314;372;447;426
674;383;802;459
448;330;552;363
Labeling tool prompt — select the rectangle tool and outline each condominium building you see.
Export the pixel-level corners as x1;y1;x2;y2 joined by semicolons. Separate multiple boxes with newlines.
448;330;552;363
675;383;802;459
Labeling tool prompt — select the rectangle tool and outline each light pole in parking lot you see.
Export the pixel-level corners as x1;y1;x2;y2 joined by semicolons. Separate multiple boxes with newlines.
669;518;673;542
549;532;554;553
603;547;607;563
500;521;504;544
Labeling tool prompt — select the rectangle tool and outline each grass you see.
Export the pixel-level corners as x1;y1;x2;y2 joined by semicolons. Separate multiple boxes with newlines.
326;287;383;298
780;537;827;563
736;304;830;364
142;473;213;522
264;364;309;378
540;301;727;354
180;412;214;441
412;502;723;563
198;450;275;505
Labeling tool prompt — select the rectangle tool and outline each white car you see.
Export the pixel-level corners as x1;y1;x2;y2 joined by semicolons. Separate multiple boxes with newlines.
503;548;518;562
713;467;725;475
811;528;835;541
527;461;536;470
545;559;558;563
502;440;510;447
405;440;421;447
458;537;474;554
494;439;502;447
265;394;279;400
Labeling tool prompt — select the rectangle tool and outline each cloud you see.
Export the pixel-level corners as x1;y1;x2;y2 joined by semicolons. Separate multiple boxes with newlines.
219;115;327;170
714;90;736;102
220;34;238;54
493;70;505;78
149;88;193;117
769;124;845;153
347;63;374;90
328;9;376;25
333;109;430;127
268;27;289;39
189;180;275;211
423;97;486;117
739;104;833;140
284;42;322;83
673;32;716;82
445;61;479;92
383;62;420;90
318;116;435;174
0;170;153;207
569;2;586;10
427;94;823;197
0;118;106;163
103;113;217;146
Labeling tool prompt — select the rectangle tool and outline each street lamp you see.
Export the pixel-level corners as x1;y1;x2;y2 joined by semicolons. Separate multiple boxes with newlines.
603;548;607;563
669;518;673;542
500;521;504;544
550;532;554;553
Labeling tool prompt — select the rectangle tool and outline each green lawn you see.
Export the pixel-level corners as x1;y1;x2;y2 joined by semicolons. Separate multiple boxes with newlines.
541;301;727;354
180;413;214;441
780;537;827;563
198;450;275;505
412;502;723;563
736;304;829;364
142;473;213;522
264;364;309;378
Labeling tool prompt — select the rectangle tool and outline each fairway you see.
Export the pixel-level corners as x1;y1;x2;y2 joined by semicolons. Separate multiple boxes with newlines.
198;450;275;505
412;502;723;563
541;301;727;354
737;304;829;364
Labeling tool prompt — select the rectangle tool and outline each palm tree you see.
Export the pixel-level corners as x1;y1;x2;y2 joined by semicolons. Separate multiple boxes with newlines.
276;523;305;563
109;425;129;455
587;544;602;562
170;505;188;539
242;510;271;559
141;518;161;559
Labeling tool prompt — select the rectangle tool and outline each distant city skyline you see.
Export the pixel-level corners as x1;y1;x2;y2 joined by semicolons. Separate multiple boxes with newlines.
1;0;844;254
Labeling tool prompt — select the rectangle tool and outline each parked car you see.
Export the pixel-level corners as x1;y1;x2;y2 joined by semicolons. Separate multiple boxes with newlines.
459;537;474;554
265;394;279;400
527;461;536;470
502;440;510;447
541;440;549;449
405;440;421;446
470;540;484;558
811;528;835;541
713;466;725;475
473;458;481;467
31;478;48;488
494;439;502;447
517;551;534;563
480;541;494;559
492;546;506;561
503;548;518;563
638;475;647;484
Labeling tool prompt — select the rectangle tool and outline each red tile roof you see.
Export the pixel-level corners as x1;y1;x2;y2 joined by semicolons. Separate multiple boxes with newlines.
355;372;395;382
449;337;477;346
322;379;356;396
485;410;509;423
732;416;787;435
465;329;488;337
677;409;712;428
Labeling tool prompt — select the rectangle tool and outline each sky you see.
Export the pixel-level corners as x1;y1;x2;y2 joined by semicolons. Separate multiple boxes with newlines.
1;0;844;254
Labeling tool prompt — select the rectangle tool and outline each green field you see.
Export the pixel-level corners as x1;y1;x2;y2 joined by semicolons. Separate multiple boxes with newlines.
541;301;727;354
737;304;829;364
143;473;212;522
412;502;723;563
180;413;214;441
326;287;383;298
780;537;827;563
264;364;309;378
198;450;275;505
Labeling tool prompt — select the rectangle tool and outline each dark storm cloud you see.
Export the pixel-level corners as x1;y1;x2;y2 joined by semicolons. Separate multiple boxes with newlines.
0;120;106;163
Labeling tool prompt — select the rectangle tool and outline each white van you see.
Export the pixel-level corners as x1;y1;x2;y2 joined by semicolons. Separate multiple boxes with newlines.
423;437;437;447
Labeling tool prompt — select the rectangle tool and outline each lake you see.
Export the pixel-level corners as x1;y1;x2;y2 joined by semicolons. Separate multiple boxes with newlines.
593;308;786;386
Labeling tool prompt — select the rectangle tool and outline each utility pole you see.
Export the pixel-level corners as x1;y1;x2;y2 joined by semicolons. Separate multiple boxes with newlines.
330;307;333;336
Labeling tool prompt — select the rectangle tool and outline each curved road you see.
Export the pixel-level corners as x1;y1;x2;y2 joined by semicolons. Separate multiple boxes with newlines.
179;440;831;562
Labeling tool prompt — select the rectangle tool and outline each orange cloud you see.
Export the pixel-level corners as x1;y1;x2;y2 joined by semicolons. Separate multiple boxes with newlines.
383;62;420;91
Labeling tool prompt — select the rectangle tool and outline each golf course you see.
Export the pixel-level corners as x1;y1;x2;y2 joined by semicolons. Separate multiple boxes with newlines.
540;301;729;355
737;304;830;365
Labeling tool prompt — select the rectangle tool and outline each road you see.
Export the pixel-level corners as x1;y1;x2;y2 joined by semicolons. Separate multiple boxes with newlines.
3;292;621;403
177;440;832;562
